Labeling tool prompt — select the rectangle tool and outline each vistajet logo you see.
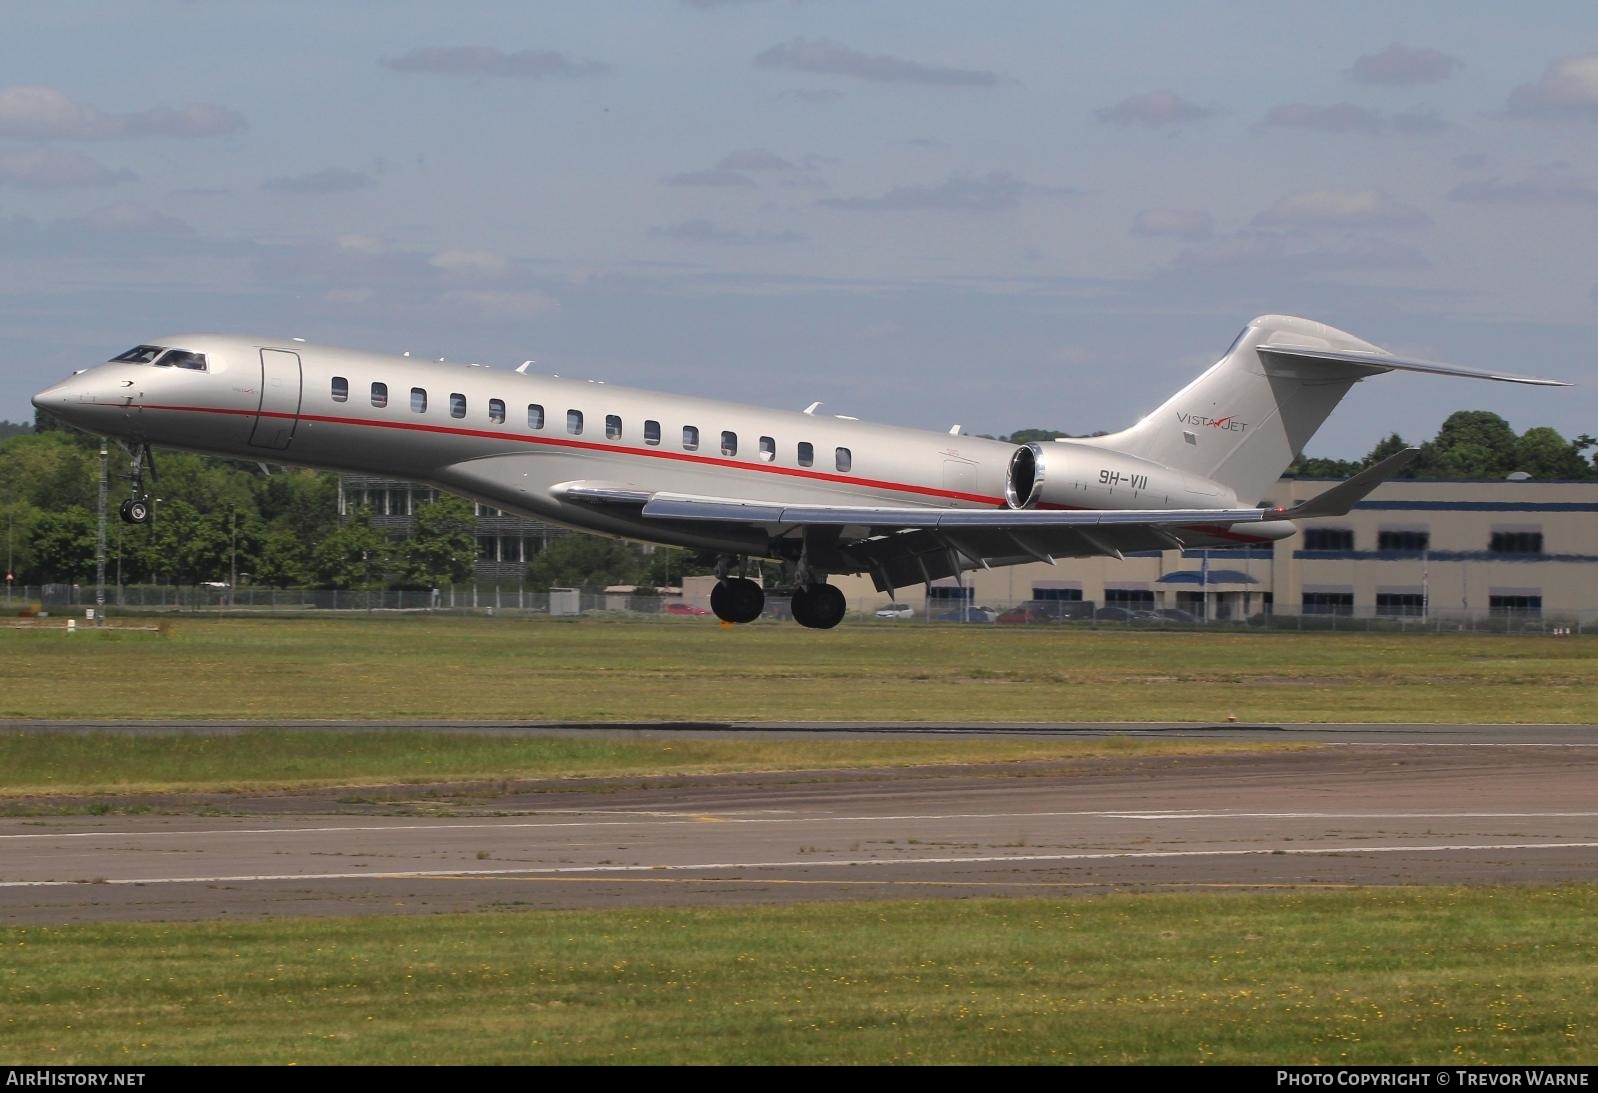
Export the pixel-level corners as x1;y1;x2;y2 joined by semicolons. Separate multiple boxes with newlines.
1178;412;1248;433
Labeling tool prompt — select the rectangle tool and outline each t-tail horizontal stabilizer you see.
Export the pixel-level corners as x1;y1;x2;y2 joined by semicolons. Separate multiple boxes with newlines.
1255;345;1570;387
1276;446;1422;521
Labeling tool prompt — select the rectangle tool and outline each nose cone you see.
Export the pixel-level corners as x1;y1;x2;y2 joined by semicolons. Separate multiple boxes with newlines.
31;379;76;414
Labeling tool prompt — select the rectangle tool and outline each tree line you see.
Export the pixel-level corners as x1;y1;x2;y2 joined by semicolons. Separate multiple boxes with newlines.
3;410;1591;588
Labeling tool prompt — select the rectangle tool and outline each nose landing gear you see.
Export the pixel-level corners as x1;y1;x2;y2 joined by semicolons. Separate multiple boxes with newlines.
118;443;155;525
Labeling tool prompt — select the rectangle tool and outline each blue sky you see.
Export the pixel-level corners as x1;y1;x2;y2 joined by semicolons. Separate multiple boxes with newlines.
3;1;1595;456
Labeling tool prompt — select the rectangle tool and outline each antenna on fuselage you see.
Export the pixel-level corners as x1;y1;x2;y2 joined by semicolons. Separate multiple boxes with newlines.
803;402;821;415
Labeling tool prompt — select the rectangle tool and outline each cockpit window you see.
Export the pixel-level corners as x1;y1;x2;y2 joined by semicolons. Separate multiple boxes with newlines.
110;345;166;364
154;349;207;371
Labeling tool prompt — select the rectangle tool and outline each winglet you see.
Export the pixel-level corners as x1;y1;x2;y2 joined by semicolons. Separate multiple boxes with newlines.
1277;447;1421;521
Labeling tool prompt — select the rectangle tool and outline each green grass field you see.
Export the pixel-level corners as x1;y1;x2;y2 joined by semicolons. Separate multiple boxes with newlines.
2;615;1593;723
0;730;1283;798
5;617;1594;1065
6;888;1594;1065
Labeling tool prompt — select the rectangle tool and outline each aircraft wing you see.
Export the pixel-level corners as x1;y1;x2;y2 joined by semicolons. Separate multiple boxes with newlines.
556;450;1416;592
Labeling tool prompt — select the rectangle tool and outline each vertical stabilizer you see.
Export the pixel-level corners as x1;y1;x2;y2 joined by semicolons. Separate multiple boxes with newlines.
1078;315;1391;505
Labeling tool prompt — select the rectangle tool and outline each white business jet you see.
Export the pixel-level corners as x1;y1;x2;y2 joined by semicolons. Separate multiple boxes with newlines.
32;314;1565;628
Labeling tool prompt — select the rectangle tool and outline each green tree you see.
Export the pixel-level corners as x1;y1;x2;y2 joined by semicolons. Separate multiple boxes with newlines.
312;508;392;589
1514;427;1593;479
0;420;30;443
1415;411;1519;478
526;534;648;592
253;528;312;588
397;495;477;588
254;469;340;544
28;506;97;582
0;433;99;511
1286;454;1360;478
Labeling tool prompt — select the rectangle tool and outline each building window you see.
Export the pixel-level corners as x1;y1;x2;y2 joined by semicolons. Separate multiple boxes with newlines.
1376;593;1425;617
411;387;427;413
797;442;814;467
1302;527;1354;551
1032;587;1083;602
1378;530;1429;552
489;398;505;424
721;430;738;457
528;404;544;429
567;409;583;435
644;420;661;445
759;436;775;463
606;414;622;440
1489;594;1542;616
1302;592;1354;616
1490;531;1543;554
1105;588;1154;608
371;382;388;408
683;425;699;451
835;447;852;473
331;376;349;403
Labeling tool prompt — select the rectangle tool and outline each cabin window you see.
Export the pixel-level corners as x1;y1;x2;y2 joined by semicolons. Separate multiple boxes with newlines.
644;420;661;445
721;431;738;457
489;398;505;424
527;403;544;429
835;447;852;473
371;382;388;408
759;436;775;463
567;409;583;435
411;387;427;413
331;377;349;403
450;393;466;419
110;345;164;364
683;425;699;451
797;442;814;467
606;414;622;440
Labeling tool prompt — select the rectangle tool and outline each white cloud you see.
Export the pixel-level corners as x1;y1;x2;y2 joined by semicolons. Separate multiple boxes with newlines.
1349;44;1462;85
820;172;1064;213
442;289;561;319
381;47;609;79
1254;190;1429;228
755;38;998;86
0;85;243;140
1507;54;1598;121
1095;90;1213;128
1131;208;1214;239
430;248;511;276
649;219;803;244
1449;170;1598;205
336;234;390;255
662;168;757;188
261;168;372;194
1261;102;1383;134
0;148;134;188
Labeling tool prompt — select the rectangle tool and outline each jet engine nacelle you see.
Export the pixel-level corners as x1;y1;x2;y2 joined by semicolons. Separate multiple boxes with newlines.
1004;441;1237;510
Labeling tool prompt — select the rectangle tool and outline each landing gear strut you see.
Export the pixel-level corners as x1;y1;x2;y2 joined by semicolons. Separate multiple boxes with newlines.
790;583;846;630
710;577;765;624
119;443;155;525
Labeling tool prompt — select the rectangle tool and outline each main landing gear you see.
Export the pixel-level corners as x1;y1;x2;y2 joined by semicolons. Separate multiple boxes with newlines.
709;576;765;625
118;443;155;525
790;583;846;630
706;555;846;630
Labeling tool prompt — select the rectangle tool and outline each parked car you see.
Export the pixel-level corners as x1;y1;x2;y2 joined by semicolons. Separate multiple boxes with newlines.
996;604;1057;624
663;601;711;616
997;600;1093;624
1094;606;1139;622
935;606;995;623
874;603;914;619
1153;607;1200;624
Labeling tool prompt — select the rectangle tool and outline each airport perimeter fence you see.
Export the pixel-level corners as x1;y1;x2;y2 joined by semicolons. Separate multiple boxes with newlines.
6;582;1594;634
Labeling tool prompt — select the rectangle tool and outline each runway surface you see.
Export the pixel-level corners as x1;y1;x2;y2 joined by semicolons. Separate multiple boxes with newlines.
2;721;1596;924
